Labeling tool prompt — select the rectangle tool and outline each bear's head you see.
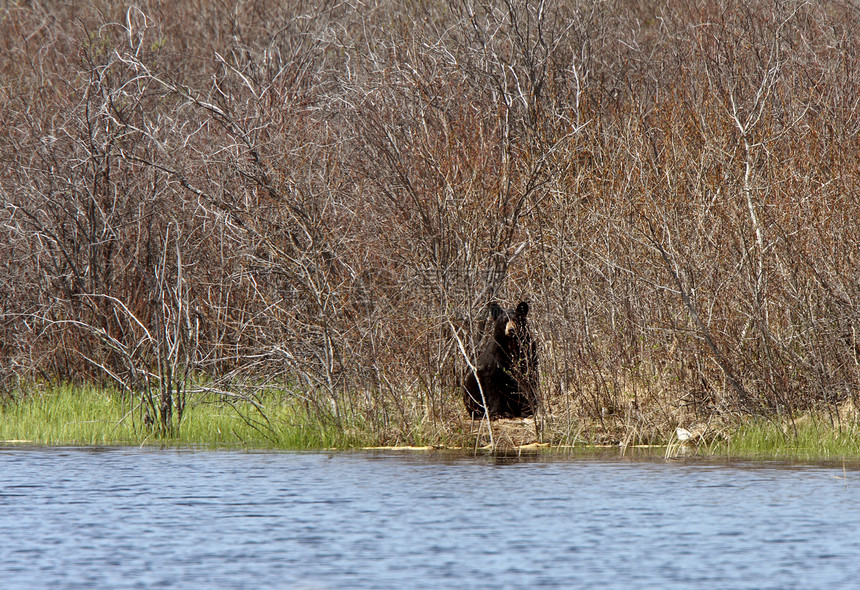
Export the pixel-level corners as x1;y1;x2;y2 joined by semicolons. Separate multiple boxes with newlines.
488;301;530;353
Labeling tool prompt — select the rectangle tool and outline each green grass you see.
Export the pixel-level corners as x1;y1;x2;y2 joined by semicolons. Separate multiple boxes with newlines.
8;386;860;460
0;385;369;449
716;416;860;461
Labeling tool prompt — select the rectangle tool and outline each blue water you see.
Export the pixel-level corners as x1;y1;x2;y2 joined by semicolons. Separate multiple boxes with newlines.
1;447;858;589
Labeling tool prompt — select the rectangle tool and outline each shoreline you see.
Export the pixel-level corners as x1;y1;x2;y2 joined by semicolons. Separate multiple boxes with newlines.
3;437;859;466
4;387;860;461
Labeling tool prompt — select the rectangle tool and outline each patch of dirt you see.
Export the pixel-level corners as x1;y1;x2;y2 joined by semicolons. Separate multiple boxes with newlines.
467;417;542;449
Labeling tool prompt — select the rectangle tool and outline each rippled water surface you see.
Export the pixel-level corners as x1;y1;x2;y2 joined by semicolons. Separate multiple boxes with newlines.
2;447;859;589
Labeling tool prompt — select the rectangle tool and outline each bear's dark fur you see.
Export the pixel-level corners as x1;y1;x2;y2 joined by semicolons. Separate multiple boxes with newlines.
463;301;539;419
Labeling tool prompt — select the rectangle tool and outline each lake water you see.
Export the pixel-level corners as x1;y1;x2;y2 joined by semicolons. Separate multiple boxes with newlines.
1;447;859;589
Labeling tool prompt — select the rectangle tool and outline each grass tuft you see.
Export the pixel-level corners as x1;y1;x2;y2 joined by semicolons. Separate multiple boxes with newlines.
717;416;860;460
0;386;367;450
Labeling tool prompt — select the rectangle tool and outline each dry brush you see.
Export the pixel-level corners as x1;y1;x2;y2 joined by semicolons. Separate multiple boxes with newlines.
1;0;859;443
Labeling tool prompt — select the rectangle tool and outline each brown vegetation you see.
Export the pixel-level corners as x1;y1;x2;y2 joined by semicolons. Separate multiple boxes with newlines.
2;0;859;443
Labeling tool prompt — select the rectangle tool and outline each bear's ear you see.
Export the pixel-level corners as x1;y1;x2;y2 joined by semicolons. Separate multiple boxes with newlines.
489;302;504;319
516;301;529;317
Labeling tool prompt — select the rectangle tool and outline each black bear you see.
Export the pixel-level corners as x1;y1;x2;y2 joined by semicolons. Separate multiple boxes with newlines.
462;301;539;419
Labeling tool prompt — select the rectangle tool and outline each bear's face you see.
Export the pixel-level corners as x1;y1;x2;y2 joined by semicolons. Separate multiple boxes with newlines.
489;301;530;353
